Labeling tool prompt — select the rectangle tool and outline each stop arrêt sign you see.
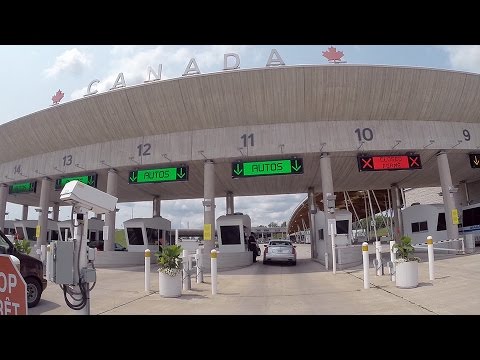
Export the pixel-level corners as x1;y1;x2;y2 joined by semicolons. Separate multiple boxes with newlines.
0;254;27;315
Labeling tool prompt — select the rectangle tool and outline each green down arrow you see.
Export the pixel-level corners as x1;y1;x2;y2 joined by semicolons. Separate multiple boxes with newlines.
234;163;243;176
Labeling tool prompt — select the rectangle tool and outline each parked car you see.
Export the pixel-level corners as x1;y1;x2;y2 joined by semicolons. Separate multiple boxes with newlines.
263;239;296;266
0;230;47;308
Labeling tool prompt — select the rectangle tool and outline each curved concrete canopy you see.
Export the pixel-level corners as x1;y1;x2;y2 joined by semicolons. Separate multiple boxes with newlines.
2;65;480;207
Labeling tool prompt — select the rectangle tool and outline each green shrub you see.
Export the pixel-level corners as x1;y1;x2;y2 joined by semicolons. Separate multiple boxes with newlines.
392;236;420;262
155;244;183;276
14;239;32;255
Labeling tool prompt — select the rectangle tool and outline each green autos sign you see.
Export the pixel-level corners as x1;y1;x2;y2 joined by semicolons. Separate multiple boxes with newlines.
55;174;98;190
232;158;303;178
9;181;37;194
129;166;188;184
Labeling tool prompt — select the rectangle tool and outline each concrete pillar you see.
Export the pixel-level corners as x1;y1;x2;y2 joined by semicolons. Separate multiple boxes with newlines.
453;181;469;208
226;191;234;215
105;169;118;252
22;205;28;220
391;184;403;242
0;184;8;232
37;177;51;248
437;151;459;240
308;187;317;259
203;160;216;253
153;196;161;217
320;154;335;267
52;202;59;221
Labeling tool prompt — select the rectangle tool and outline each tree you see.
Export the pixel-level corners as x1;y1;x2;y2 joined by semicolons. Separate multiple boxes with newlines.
281;221;287;227
268;222;279;227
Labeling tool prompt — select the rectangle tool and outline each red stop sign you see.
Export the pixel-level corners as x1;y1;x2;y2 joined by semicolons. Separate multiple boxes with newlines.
0;255;27;315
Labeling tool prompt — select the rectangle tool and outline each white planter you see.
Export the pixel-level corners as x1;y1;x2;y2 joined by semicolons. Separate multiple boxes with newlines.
395;261;419;289
158;270;182;297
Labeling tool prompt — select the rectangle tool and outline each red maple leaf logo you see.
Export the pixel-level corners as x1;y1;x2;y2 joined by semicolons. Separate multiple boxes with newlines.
52;89;64;105
322;46;344;63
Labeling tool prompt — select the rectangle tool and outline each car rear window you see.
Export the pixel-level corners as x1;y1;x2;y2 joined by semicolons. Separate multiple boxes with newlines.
270;241;291;246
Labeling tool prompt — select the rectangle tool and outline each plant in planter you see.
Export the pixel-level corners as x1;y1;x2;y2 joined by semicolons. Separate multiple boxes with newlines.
392;236;421;288
156;244;183;297
13;239;32;255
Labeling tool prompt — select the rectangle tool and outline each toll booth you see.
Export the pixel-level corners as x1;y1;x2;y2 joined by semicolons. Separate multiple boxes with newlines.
314;209;353;247
401;204;447;245
3;220;16;235
13;219;59;243
123;217;172;253
57;218;105;241
216;213;252;253
314;209;362;269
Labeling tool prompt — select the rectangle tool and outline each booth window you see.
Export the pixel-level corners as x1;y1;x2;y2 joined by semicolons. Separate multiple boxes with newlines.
127;227;144;245
220;225;241;245
319;229;324;240
89;231;97;241
436;213;447;231
15;227;25;240
51;230;59;241
411;221;428;233
146;228;161;245
336;220;349;234
26;227;36;241
462;207;480;227
60;227;72;240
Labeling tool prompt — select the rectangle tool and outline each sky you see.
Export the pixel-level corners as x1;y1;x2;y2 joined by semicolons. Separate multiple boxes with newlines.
1;45;480;229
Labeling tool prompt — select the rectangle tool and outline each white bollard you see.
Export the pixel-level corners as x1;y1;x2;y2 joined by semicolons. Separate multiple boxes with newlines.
46;245;51;280
183;249;191;291
460;237;465;254
362;242;369;289
211;249;218;295
330;222;336;275
145;249;151;292
390;240;396;282
427;236;434;281
196;248;203;283
375;240;382;276
40;245;46;264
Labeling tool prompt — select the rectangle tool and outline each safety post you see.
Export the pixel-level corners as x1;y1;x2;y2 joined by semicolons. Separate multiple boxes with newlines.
362;242;369;289
460;237;465;254
390;240;396;282
375;240;382;276
211;249;217;295
427;236;434;281
46;245;51;280
183;249;191;290
144;249;151;292
40;245;46;264
330;222;336;274
196;248;203;283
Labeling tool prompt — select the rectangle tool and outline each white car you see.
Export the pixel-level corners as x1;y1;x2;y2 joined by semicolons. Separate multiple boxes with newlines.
263;239;296;265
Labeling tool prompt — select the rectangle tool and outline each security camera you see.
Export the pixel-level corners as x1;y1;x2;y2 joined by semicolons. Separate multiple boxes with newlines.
60;180;118;214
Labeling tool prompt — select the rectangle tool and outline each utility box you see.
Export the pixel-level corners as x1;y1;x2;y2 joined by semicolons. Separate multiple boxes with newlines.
464;234;475;254
47;240;74;285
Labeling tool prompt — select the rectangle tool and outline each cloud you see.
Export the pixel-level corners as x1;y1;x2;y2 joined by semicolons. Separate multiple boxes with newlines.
440;45;480;73
113;194;304;229
70;45;249;100
44;48;92;78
